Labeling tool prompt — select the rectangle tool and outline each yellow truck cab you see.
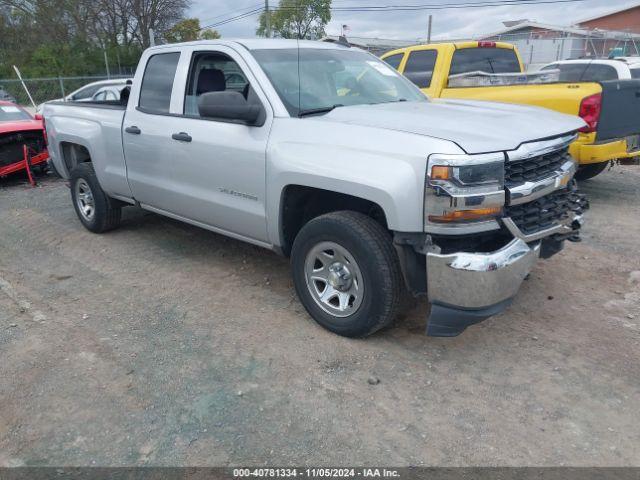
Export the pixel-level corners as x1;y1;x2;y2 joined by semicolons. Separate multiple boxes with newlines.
382;41;640;180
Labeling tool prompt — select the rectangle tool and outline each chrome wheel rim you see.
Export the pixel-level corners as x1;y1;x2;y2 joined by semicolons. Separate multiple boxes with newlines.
304;241;364;318
75;179;95;222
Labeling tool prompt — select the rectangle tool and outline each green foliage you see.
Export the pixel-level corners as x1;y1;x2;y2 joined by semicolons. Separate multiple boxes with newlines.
0;0;193;79
165;18;221;43
200;28;221;40
256;0;331;40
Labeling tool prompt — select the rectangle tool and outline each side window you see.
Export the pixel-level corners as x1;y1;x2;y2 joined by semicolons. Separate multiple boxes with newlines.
582;64;618;81
93;91;106;101
184;51;253;117
403;50;437;88
72;84;101;100
383;53;404;71
556;64;589;82
105;90;118;101
139;52;180;113
541;64;558;71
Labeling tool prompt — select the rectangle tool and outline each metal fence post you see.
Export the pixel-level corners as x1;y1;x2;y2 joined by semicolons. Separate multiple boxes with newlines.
58;76;65;98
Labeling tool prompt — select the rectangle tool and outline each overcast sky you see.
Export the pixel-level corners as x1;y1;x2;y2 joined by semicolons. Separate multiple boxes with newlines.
189;0;637;41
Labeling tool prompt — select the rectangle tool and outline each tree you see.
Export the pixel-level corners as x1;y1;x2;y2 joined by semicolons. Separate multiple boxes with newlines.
200;28;220;40
165;18;220;43
0;0;193;78
256;0;331;40
129;0;191;48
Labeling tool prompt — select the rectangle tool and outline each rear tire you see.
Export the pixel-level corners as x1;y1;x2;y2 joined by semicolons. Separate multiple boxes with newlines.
574;161;608;181
291;211;403;338
70;163;121;233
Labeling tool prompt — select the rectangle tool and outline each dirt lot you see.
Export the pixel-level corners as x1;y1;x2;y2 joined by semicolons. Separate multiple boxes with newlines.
0;166;639;467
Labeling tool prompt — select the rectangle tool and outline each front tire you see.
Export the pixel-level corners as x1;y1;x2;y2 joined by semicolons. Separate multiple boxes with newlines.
70;163;121;233
574;161;608;181
291;211;403;338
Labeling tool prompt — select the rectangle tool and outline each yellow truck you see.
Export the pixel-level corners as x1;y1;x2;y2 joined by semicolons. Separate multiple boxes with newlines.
381;41;640;180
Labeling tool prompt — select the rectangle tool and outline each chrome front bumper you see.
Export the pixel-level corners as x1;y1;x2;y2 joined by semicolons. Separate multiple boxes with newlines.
425;238;540;336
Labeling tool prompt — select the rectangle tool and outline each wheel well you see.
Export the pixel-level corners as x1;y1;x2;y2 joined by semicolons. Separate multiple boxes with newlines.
60;142;91;173
280;185;388;256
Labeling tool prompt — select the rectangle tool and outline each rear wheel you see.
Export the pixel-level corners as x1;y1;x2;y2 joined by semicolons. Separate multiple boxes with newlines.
574;161;608;181
70;163;121;233
291;211;403;338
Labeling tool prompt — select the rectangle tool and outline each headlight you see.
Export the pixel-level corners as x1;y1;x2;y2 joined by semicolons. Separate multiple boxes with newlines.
425;153;506;234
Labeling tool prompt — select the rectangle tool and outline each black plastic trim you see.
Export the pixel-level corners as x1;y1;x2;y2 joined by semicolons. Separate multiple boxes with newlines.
426;298;513;337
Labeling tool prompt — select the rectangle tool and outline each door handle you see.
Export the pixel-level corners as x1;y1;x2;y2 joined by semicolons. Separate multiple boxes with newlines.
172;132;192;142
125;126;141;135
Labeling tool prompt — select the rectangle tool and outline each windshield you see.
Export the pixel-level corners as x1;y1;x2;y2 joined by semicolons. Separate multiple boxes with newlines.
0;105;31;122
252;48;426;116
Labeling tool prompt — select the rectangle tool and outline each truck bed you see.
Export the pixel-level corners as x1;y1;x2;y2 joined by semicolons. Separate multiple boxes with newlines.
43;100;129;196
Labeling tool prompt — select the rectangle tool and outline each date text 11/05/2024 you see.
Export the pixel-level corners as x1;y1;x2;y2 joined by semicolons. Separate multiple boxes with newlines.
233;468;400;478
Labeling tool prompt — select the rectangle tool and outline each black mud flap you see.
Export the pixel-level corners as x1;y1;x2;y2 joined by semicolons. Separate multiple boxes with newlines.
426;299;513;337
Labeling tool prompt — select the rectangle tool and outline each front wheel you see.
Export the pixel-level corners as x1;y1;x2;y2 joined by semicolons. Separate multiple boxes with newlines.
291;211;403;338
574;161;609;181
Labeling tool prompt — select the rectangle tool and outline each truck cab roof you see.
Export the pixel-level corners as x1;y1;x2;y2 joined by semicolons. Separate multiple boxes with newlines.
145;38;354;53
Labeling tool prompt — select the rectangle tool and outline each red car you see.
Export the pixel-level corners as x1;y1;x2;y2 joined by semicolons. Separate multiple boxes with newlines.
0;100;49;180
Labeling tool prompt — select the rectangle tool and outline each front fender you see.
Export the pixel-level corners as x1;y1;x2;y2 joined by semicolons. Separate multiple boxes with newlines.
265;118;464;247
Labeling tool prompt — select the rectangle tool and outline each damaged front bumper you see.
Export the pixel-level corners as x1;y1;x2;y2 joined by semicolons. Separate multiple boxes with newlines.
425;238;539;336
421;191;586;337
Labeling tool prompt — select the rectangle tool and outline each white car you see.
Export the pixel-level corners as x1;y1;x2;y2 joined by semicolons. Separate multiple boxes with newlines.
36;79;131;112
540;58;640;81
90;84;128;102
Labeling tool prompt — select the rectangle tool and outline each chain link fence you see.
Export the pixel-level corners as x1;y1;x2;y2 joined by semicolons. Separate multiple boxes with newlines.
0;74;132;108
481;33;640;70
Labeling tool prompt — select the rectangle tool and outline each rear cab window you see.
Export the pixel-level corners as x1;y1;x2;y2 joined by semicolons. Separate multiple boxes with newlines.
138;52;181;113
404;50;438;88
449;47;520;76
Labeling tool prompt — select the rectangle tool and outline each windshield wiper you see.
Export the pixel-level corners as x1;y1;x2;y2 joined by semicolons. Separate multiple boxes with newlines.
298;104;343;118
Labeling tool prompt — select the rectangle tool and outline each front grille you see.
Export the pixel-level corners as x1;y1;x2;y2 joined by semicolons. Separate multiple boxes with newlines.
505;148;569;187
0;131;46;168
505;186;588;236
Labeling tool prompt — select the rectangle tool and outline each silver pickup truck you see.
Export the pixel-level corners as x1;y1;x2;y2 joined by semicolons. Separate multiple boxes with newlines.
43;39;587;338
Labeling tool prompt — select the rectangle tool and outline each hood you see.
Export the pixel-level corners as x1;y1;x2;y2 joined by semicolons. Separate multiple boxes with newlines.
0;119;43;135
316;99;586;154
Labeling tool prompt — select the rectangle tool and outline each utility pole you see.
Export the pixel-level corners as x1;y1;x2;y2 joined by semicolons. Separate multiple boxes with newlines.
427;15;433;44
149;28;156;47
265;0;271;38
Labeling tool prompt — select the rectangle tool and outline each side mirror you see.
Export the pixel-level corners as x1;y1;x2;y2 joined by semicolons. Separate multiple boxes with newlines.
197;91;261;124
34;113;43;121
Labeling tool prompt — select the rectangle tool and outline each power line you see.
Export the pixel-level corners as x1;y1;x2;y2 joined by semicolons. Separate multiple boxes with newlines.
200;7;265;29
201;0;589;30
199;3;263;26
316;0;588;12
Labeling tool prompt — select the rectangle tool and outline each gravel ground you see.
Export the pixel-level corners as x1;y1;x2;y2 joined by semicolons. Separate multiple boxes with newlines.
0;166;638;467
